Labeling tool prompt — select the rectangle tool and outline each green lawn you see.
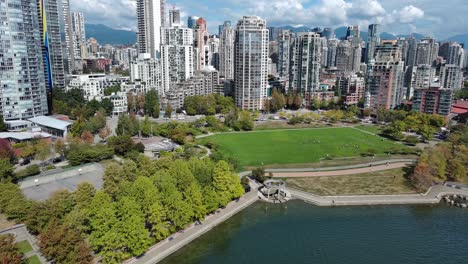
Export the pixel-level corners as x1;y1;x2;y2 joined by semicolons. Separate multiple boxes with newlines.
355;124;383;135
283;168;416;196
26;256;41;264
16;240;33;254
198;127;409;168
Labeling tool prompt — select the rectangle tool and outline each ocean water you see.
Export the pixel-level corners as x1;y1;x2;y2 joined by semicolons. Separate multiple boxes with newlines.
161;201;468;264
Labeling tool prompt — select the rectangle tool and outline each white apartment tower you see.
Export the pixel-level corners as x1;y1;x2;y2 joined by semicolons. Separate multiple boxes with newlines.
137;0;165;57
130;54;162;94
161;25;194;93
289;32;322;100
234;16;269;110
220;22;236;79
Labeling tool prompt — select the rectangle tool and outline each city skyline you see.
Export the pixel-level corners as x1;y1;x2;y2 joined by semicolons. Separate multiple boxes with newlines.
71;0;467;39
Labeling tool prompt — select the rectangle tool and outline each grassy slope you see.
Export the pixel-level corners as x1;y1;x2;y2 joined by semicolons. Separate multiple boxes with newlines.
199;127;408;167
284;168;416;196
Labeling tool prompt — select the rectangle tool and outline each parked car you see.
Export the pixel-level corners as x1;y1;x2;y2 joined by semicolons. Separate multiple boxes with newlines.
52;157;63;164
20;159;31;166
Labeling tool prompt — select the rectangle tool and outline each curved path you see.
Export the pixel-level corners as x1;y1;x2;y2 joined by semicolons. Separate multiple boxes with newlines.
289;184;468;206
272;161;412;178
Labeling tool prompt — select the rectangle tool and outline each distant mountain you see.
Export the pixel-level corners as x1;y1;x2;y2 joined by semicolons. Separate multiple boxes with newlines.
444;34;468;46
85;24;136;45
279;25;427;42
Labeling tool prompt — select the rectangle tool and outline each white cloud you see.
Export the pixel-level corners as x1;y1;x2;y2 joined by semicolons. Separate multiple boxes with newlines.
397;5;424;23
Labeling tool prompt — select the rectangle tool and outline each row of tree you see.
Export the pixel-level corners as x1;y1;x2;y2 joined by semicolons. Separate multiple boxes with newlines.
381;111;446;142
409;125;468;190
183;94;235;116
0;154;245;263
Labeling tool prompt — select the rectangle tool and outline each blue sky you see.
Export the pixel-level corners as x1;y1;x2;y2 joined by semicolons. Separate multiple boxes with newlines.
71;0;467;39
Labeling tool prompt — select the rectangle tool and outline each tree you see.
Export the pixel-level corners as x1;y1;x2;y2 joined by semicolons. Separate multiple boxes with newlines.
0;115;6;132
39;220;93;264
238;111;254;131
104;85;121;96
0;234;22;264
252;167;268;183
0;139;15;163
420;124;435;142
98;126;110;141
404;135;420;146
81;130;94;144
141;116;152;137
145;90;160;118
212;161;235;207
34;139;50;167
116;113;137;136
165;103;173;118
54;139;66;158
70;115;86;137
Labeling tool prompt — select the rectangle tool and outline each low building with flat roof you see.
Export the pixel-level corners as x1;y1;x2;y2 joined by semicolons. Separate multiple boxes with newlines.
133;137;179;159
28;116;73;138
0;131;52;143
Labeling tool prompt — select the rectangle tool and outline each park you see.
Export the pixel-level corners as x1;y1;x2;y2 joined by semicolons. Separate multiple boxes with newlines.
198;127;411;168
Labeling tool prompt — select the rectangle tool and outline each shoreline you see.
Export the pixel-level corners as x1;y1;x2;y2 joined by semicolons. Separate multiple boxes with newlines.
128;181;468;264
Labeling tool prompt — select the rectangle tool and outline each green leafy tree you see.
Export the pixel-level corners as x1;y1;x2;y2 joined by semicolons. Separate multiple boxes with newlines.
0;115;7;132
238;111;254;131
0;159;14;183
145;90;160;118
141;116;152;137
165;103;173;118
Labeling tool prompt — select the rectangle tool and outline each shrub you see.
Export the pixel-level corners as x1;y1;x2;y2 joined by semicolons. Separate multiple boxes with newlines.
15;165;40;180
66;144;114;166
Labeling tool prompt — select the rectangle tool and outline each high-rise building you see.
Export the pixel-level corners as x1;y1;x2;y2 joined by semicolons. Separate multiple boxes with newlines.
277;30;294;78
335;40;352;72
447;43;465;67
365;24;381;63
168;7;181;27
415;37;439;66
161;25;194;93
346;26;360;39
193;18;210;71
187;16;199;29
336;74;366;105
327;38;338;68
268;27;280;42
366;44;405;110
405;36;418;67
39;0;66;90
412;87;453;116
322;28;334;40
289;32;322;105
440;64;463;90
407;64;436;99
220;22;236;79
137;0;164;57
62;0;73;73
1;0;49;120
130;54;162;94
234;16;269;110
65;12;87;73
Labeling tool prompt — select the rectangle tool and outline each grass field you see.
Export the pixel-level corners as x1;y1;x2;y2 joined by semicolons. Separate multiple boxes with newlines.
283;168;416;196
355;124;383;135
16;240;33;254
198;127;410;168
26;256;41;264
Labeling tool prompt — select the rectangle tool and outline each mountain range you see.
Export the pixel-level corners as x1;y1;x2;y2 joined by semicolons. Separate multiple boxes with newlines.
85;24;137;45
84;23;467;47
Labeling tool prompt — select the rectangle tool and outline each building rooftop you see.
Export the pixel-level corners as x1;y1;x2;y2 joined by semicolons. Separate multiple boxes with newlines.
0;131;52;141
133;137;179;152
28;116;73;131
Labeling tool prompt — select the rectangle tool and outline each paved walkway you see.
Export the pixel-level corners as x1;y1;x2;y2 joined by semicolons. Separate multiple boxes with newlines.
288;185;468;206
127;181;260;264
272;162;413;178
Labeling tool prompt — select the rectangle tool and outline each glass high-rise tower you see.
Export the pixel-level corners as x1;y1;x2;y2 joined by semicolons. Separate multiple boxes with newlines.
0;0;49;120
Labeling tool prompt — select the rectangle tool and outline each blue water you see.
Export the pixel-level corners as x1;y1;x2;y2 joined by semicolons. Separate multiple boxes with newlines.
161;201;468;264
